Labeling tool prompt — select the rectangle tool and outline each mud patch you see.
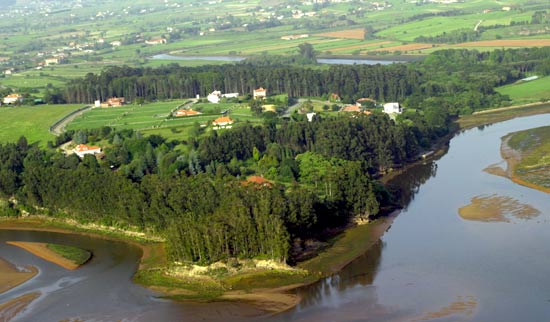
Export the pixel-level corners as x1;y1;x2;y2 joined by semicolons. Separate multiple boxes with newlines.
0;292;40;322
458;195;540;222
413;295;477;321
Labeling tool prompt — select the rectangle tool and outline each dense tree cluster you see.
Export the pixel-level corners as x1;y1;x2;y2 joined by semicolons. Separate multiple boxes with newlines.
0;106;449;264
63;48;550;115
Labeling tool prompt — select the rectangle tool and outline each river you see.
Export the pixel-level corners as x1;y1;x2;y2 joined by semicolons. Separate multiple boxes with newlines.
3;114;550;321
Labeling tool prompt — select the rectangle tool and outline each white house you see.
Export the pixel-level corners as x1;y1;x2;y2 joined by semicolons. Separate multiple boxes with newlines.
221;93;239;99
73;144;102;158
383;102;402;114
306;112;317;122
207;90;222;103
212;116;234;130
3;94;23;104
254;87;267;99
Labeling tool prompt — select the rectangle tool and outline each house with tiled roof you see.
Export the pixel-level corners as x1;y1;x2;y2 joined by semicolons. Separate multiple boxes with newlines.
212;116;234;129
73;144;102;158
253;87;267;100
3;94;23;104
341;104;361;113
243;175;272;188
100;97;125;107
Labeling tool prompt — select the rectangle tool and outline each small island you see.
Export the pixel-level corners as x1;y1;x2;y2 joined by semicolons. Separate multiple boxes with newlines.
6;242;91;270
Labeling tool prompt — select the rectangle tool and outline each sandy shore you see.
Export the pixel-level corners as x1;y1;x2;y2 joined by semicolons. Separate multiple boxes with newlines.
0;258;38;295
0;292;40;322
6;241;80;270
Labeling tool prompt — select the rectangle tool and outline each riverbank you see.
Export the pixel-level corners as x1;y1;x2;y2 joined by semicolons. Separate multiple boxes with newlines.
458;101;550;130
0;292;40;322
0;257;38;295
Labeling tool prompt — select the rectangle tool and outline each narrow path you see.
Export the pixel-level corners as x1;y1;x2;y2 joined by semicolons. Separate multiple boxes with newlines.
50;105;92;135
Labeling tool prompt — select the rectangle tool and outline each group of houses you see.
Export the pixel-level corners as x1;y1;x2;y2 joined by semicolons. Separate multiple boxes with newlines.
340;99;402;115
206;91;239;104
94;97;126;108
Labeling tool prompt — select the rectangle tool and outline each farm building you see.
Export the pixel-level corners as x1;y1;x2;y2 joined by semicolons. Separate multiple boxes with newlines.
341;104;361;113
174;109;201;117
73;144;102;158
3;94;23;104
383;102;402;114
253;87;267;99
145;38;167;45
212;116;234;129
100;97;125;107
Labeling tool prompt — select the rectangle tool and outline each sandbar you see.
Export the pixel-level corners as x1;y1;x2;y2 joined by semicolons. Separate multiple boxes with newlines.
0;292;40;322
0;258;38;295
6;241;80;270
458;195;540;222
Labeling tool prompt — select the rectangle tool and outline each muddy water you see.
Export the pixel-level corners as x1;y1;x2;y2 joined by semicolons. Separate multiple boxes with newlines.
270;114;550;322
3;114;550;321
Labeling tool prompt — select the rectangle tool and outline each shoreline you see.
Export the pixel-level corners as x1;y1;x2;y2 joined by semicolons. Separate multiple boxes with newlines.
492;134;550;194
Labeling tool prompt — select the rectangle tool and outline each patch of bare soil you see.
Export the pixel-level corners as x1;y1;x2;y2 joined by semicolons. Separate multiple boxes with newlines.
0;258;38;295
6;241;79;270
0;292;40;322
458;194;540;222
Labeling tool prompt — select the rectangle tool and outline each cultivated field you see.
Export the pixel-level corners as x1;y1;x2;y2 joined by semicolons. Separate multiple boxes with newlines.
317;28;366;40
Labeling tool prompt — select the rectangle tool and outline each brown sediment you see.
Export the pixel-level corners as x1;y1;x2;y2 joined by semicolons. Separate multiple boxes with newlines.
413;296;477;321
220;284;302;314
458;194;540;222
0;292;40;322
6;241;79;270
0;258;38;295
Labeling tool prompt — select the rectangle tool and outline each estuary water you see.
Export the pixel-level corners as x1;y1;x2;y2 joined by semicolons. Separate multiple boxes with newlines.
3;114;550;321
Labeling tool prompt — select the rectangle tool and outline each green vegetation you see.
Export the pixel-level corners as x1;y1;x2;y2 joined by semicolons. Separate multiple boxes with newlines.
46;243;91;265
496;77;550;105
507;126;550;190
0;104;82;146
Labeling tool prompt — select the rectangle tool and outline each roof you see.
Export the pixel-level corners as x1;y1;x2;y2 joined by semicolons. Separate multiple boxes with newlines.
175;109;201;116
5;94;22;98
243;175;273;187
74;144;101;152
212;116;234;125
342;105;361;112
254;87;266;92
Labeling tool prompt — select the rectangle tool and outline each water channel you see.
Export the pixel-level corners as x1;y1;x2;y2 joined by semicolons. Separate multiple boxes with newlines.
2;114;550;321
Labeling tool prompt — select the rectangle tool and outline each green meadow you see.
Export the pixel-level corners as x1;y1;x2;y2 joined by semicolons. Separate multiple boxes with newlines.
496;77;550;105
0;104;83;146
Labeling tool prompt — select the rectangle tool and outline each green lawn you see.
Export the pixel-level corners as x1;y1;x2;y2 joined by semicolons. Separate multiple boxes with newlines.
495;77;550;105
0;104;83;146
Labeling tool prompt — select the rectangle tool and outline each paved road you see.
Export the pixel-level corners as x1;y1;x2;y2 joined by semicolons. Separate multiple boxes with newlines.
50;105;93;135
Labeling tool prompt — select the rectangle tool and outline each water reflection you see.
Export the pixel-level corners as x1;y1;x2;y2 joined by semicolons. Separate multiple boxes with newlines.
386;160;439;209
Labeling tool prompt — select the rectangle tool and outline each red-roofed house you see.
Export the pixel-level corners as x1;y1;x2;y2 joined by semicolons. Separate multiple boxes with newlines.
243;175;272;188
100;97;125;107
341;104;361;113
174;109;202;117
73;144;102;158
212;116;234;129
253;87;267;100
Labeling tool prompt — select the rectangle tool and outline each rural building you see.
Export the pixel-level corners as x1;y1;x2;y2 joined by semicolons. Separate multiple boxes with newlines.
383;102;402;114
100;97;125;107
253;87;267;99
306;112;317;122
243;175;272;188
174;109;201;117
356;98;377;107
3;94;23;104
73;144;102;158
110;41;122;47
207;91;222;103
222;93;239;99
44;57;62;66
341;104;361;113
212;116;234;129
3;69;13;75
145;38;167;45
329;93;341;102
280;34;309;40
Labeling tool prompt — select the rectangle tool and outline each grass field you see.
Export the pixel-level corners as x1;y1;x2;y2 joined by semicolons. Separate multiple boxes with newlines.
46;243;92;266
0;104;83;146
495;77;550;105
66;100;264;141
